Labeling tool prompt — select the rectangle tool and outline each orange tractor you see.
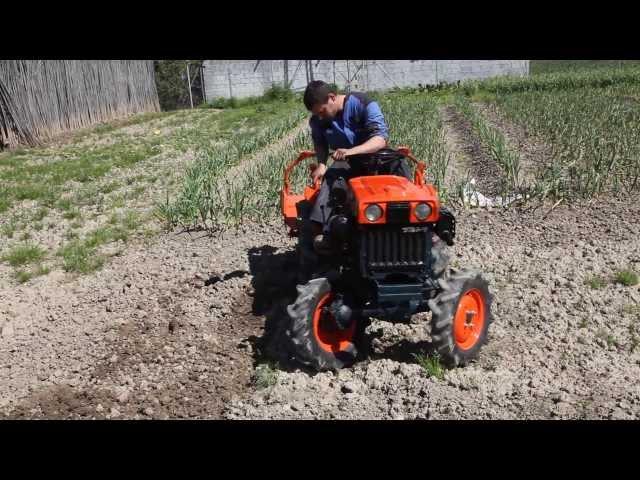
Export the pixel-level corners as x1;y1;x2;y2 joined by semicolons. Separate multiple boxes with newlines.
280;147;493;371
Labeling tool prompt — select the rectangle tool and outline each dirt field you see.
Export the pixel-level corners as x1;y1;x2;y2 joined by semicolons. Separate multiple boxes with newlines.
2;90;640;420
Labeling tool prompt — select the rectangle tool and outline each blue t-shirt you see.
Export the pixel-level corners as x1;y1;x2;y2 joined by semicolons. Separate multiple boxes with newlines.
309;92;389;164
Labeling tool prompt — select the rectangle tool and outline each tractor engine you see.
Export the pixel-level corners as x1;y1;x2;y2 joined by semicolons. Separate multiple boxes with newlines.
322;173;457;320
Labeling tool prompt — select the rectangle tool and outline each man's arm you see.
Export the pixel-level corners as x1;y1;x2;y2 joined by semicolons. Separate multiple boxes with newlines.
346;135;387;156
333;101;389;160
310;118;329;165
310;118;329;182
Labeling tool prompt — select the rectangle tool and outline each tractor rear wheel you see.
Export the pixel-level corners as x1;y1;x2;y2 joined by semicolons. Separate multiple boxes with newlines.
428;269;493;368
286;278;360;371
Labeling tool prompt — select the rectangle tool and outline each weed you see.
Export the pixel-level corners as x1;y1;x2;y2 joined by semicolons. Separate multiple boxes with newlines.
254;362;279;389
57;241;104;273
62;208;81;220
0;196;10;213
32;207;49;222
412;352;445;380
13;270;32;283
584;275;607;290
2;243;47;267
614;269;639;287
56;198;73;211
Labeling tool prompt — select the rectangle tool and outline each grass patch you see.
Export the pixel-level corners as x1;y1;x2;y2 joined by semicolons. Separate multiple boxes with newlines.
56;198;73;211
412;352;445;380
614;270;639;287
121;211;139;231
584;275;608;290
108;194;126;209
206;85;296;110
253;362;279;389
530;60;640;75
131;185;146;198
85;227;114;249
2;243;47;267
32;207;49;222
99;181;121;195
13;269;33;283
0;196;10;213
62;208;81;220
57;241;105;274
57;211;139;274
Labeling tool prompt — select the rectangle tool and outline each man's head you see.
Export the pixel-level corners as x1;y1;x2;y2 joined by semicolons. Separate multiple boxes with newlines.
303;81;340;120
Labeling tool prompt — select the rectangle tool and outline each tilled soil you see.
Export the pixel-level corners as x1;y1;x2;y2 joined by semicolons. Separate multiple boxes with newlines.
1;221;295;419
224;196;640;419
3;195;640;419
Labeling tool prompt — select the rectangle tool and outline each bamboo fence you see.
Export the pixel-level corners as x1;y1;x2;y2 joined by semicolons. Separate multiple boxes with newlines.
0;60;160;149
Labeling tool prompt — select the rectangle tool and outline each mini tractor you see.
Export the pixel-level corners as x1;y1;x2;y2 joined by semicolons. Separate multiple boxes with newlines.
280;147;493;371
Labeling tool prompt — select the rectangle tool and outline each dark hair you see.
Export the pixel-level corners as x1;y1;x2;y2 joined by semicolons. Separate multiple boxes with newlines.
303;80;337;111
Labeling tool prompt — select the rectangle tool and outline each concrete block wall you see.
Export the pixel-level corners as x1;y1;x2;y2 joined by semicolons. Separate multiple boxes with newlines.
203;60;529;100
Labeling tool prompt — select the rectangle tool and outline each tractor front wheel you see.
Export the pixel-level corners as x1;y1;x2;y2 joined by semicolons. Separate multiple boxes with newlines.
286;278;360;371
428;269;493;368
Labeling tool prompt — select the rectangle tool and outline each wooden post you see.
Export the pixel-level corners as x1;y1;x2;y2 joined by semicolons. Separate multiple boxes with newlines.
304;60;309;84
309;60;314;81
186;61;194;109
227;69;233;98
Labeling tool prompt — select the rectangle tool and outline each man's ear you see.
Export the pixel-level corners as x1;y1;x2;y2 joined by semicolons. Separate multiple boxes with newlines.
326;93;336;103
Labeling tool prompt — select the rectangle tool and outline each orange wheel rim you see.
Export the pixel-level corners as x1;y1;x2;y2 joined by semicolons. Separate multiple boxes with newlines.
453;289;486;351
312;293;356;354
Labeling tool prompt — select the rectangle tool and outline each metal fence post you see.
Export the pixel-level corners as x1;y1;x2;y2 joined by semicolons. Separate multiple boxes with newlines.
186;62;193;109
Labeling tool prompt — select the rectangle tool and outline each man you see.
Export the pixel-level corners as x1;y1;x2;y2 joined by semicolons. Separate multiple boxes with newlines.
303;80;410;253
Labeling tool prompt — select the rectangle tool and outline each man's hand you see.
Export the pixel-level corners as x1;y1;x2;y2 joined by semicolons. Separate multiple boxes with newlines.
331;148;351;161
311;163;327;185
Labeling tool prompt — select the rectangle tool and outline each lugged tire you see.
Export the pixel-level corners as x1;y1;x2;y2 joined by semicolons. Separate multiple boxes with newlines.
428;269;493;368
430;235;450;278
286;277;359;371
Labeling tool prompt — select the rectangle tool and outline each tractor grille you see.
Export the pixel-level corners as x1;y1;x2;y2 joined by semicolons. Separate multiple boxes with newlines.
386;202;410;224
362;228;428;270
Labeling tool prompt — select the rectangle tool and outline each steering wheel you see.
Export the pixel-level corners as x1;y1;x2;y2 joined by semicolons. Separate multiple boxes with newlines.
370;148;406;164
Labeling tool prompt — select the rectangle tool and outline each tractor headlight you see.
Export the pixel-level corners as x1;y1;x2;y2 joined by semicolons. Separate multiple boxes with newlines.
414;203;432;221
364;204;383;222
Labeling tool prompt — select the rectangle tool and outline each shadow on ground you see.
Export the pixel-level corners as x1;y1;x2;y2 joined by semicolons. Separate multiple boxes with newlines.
244;245;300;371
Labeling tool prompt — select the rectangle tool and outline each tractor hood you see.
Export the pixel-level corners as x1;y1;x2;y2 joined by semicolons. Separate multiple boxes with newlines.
349;175;437;204
348;175;440;225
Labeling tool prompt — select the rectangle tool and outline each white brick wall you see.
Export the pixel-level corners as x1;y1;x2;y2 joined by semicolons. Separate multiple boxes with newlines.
203;60;529;100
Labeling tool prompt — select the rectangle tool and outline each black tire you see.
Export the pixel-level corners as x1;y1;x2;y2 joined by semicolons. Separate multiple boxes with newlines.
430;234;450;278
286;278;359;371
428;269;493;368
